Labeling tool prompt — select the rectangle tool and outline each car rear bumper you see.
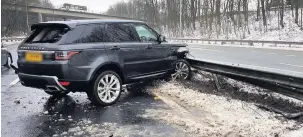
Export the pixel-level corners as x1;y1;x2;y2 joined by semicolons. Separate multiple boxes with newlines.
18;73;67;92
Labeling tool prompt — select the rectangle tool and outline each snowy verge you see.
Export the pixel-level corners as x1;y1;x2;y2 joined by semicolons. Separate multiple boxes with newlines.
143;81;302;137
1;41;22;47
194;70;303;106
225;77;303;106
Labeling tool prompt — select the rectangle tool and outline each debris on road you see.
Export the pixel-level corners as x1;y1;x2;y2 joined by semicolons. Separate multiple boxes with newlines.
58;118;65;122
183;71;303;114
43;111;49;115
14;100;20;104
142;80;303;137
256;104;303;120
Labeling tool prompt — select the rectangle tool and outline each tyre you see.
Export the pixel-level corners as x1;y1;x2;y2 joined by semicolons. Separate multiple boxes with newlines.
44;90;70;96
171;59;192;80
87;70;122;106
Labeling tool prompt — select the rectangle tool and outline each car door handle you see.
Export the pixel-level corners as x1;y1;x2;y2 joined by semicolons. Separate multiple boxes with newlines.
110;46;120;50
145;46;152;49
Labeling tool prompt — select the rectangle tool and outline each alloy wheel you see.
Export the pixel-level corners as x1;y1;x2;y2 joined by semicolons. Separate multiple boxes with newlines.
172;61;190;80
97;74;121;103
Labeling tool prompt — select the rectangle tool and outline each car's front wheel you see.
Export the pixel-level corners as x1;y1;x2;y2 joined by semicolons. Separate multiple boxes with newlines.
171;59;192;80
87;71;122;106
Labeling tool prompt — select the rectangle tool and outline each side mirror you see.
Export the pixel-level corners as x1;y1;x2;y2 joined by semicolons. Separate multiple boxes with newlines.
158;35;166;43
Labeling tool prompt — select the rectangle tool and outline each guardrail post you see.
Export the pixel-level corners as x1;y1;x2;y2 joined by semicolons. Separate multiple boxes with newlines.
212;74;223;91
289;44;291;47
262;43;264;46
249;42;253;46
274;43;277;47
240;41;242;45
208;41;210;44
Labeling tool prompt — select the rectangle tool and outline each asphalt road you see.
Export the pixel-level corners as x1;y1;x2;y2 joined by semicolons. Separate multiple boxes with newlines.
188;44;303;78
2;43;303;137
1;43;187;137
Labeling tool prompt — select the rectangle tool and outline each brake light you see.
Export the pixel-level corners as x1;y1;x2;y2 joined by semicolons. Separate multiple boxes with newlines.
59;81;70;86
55;51;78;60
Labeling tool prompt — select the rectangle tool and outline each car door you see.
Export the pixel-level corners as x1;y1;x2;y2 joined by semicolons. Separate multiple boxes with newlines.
132;23;172;73
104;23;151;78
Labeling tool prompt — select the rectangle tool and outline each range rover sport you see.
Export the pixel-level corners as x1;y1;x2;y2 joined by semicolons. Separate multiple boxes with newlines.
12;20;191;106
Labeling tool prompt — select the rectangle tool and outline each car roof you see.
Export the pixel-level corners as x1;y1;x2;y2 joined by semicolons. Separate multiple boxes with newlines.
31;19;145;30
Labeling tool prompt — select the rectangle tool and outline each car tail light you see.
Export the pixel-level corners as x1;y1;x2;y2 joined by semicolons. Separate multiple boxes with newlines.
59;81;70;86
55;51;78;60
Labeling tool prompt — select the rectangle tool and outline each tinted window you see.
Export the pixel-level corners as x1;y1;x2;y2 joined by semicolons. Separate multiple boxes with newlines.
25;27;69;43
133;24;157;42
105;23;140;42
73;24;105;43
65;25;85;44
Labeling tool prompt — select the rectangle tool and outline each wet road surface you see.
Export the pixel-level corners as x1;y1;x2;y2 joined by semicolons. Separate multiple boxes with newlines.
1;43;186;137
2;43;303;137
2;83;183;137
188;44;303;78
2;79;186;137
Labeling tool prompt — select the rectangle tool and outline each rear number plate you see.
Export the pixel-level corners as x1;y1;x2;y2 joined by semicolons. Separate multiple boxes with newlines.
25;52;43;62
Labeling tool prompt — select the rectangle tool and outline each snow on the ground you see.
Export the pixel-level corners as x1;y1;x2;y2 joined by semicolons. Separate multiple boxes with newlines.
225;78;263;94
246;10;303;42
225;77;303;106
165;10;303;43
282;127;303;137
54;118;187;137
142;81;302;137
1;41;22;47
197;70;303;106
193;72;212;82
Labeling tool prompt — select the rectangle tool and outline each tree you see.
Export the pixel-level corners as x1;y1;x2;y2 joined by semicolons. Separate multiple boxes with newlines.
105;0;302;38
1;0;54;37
39;0;54;8
260;0;267;30
279;0;285;28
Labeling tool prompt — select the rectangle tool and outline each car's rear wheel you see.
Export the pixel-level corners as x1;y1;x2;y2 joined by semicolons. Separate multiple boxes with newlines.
87;71;122;106
171;59;192;80
44;90;70;96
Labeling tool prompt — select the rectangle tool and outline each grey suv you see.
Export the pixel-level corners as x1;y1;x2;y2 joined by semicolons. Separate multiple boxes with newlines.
12;20;191;106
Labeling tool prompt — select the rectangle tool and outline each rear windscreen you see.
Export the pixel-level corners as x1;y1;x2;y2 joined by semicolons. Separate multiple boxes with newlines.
25;27;69;43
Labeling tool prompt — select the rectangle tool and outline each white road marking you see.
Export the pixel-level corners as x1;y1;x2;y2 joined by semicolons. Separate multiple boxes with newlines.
286;55;296;57
278;63;303;68
268;53;277;55
8;78;20;87
152;92;191;115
